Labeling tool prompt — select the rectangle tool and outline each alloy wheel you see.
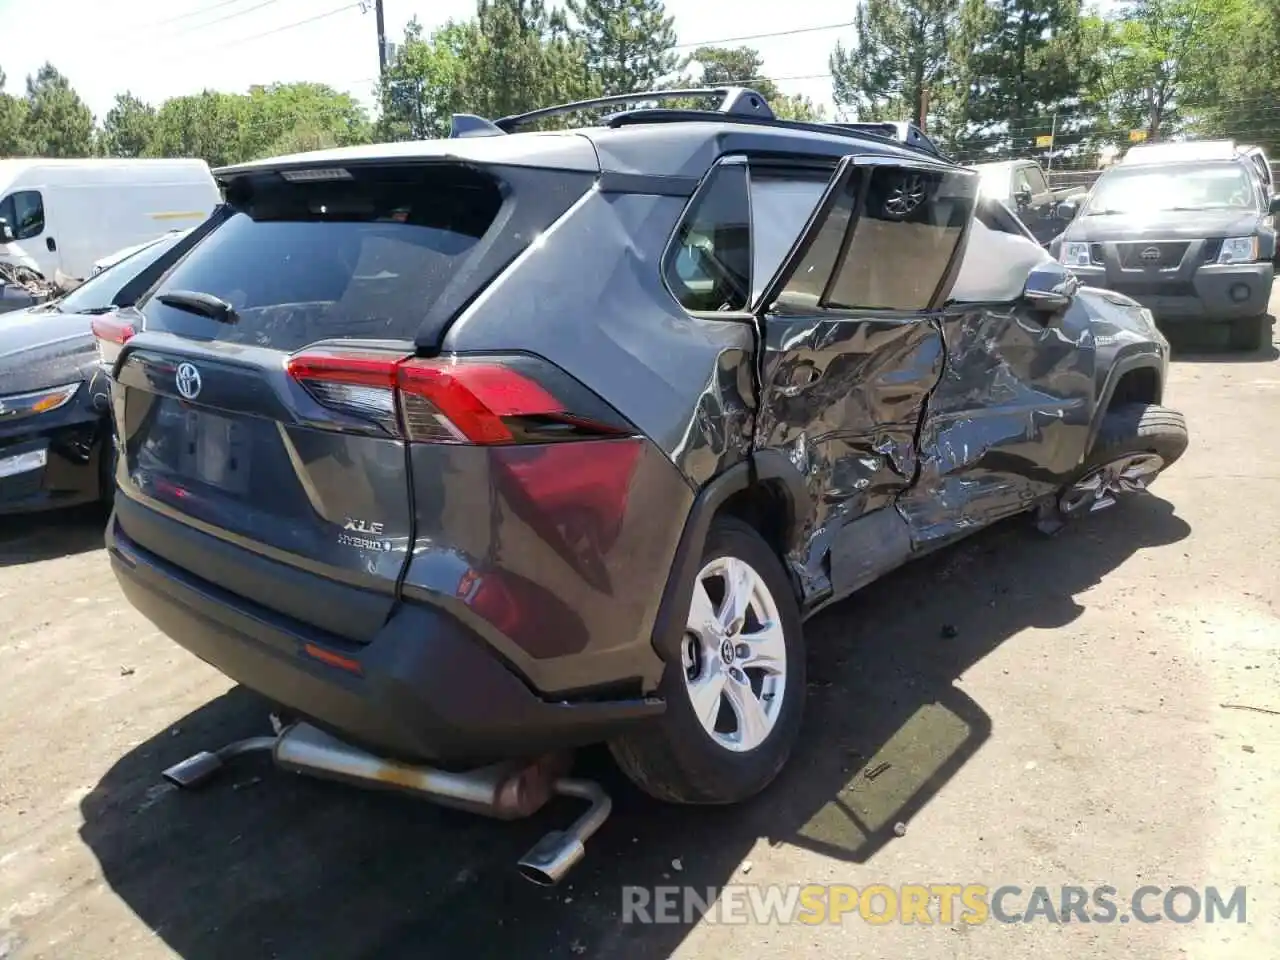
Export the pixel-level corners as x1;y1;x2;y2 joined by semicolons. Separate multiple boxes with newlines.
680;556;787;753
1060;452;1165;515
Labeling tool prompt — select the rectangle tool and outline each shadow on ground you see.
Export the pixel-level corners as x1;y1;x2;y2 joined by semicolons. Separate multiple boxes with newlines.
80;496;1190;960
1167;315;1280;362
0;503;107;567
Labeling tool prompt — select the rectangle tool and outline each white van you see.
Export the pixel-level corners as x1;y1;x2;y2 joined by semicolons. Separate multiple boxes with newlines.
0;158;220;283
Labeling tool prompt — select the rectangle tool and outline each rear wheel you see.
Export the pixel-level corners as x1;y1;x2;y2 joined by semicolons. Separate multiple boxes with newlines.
1059;403;1188;518
1229;314;1270;352
609;516;805;804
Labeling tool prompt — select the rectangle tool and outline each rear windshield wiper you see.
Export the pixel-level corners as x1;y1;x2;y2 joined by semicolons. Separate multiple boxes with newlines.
156;290;239;324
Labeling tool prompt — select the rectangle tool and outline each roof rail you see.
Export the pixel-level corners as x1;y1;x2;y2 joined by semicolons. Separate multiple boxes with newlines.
450;114;506;139
827;121;946;158
489;87;774;133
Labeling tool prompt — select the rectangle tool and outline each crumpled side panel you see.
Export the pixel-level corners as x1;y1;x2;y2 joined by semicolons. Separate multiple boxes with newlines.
755;314;945;598
899;299;1097;545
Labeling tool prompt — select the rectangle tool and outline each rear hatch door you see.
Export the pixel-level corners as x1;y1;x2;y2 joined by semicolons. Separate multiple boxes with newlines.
107;159;590;644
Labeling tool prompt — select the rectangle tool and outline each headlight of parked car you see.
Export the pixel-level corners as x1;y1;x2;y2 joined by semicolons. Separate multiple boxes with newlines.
0;382;81;423
1059;241;1092;267
1218;236;1259;264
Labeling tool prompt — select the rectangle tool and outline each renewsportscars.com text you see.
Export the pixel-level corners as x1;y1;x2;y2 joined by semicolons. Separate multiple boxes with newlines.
621;884;1248;926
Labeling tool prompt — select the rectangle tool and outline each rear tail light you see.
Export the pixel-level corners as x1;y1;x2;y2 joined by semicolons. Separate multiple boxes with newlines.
285;348;634;445
90;315;137;345
91;314;137;370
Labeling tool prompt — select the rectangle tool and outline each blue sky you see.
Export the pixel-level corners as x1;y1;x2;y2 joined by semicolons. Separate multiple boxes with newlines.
0;0;856;120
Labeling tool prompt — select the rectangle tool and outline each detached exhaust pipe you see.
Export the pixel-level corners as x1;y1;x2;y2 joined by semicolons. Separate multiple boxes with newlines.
516;779;612;886
161;722;611;885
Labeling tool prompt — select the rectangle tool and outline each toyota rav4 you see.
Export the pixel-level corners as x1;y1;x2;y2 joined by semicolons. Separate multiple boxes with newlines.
94;88;1188;881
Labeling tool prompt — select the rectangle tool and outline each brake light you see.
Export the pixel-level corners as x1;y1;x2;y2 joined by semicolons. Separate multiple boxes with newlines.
285;349;632;445
91;314;138;371
90;315;136;345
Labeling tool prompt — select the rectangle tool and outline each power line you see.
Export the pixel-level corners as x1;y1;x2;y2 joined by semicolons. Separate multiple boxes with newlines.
154;0;262;27
673;20;856;52
202;2;365;51
168;0;286;35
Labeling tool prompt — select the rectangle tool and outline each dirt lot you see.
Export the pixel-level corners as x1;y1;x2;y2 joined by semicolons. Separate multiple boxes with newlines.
2;317;1279;960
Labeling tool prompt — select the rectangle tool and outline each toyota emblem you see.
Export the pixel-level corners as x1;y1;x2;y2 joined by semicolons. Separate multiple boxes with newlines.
1140;246;1161;262
175;362;202;400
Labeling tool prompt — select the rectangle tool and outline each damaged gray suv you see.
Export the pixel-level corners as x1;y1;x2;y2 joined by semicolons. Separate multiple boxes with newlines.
96;88;1188;884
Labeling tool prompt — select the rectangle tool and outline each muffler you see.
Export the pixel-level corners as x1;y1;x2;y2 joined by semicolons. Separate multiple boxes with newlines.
161;721;611;884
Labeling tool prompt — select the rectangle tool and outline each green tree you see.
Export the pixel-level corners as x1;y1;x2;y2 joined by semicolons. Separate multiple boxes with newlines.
99;93;157;157
462;1;586;119
22;64;94;157
1182;0;1280;151
244;82;372;157
1094;0;1222;140
567;0;679;95
774;93;827;122
0;68;28;156
150;91;249;166
830;0;960;129
686;46;779;99
953;0;1091;158
378;18;470;140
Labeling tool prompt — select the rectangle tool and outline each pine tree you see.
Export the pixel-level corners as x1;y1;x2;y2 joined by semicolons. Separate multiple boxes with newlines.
955;0;1090;157
829;0;960;129
567;0;679;95
100;93;157;157
0;68;28;156
21;64;94;158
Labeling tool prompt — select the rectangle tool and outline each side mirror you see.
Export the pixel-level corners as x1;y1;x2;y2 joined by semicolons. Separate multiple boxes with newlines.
1014;187;1033;208
1268;197;1280;215
1022;263;1079;315
1055;199;1079;221
0;219;13;244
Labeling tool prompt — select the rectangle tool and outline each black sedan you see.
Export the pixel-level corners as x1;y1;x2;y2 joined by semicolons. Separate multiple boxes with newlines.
0;229;194;514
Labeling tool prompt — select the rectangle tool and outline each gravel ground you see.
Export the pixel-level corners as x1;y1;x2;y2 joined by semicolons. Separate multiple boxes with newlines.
1;314;1278;960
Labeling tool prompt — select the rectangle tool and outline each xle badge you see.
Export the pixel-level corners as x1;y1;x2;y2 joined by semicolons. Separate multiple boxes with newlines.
338;517;391;553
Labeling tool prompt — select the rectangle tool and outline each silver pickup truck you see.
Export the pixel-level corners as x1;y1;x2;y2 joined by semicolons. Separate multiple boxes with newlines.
971;159;1087;247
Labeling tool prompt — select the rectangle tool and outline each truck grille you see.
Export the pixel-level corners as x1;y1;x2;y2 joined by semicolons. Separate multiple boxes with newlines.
1117;242;1189;268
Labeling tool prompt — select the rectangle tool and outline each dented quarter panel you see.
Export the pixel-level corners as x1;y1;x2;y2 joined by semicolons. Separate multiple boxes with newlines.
441;188;756;489
754;311;945;600
899;296;1097;545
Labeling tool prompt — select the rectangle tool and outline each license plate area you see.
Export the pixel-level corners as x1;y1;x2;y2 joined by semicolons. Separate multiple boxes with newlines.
0;446;47;480
177;408;251;495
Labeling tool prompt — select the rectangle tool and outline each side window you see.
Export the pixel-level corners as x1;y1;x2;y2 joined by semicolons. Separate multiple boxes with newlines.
664;161;751;313
747;170;828;303
0;191;45;239
1023;164;1049;195
775;164;974;313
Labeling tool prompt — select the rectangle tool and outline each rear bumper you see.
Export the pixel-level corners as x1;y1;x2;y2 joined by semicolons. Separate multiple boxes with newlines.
1070;262;1273;321
106;514;664;764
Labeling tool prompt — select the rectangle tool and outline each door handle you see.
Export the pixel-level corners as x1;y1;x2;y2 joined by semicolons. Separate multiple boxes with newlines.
46;237;56;252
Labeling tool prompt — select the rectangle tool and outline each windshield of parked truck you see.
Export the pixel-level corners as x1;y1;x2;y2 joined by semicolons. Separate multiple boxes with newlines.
1085;161;1258;215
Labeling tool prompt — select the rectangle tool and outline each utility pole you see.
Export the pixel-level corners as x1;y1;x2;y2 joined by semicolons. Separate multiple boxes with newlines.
376;0;387;78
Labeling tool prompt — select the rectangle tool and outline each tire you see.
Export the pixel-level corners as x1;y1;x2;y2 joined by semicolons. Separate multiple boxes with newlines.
1089;402;1189;470
1060;402;1188;516
609;516;806;805
1229;314;1270;352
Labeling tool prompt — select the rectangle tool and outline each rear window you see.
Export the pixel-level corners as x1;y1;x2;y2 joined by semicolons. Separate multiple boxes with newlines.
140;165;504;350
